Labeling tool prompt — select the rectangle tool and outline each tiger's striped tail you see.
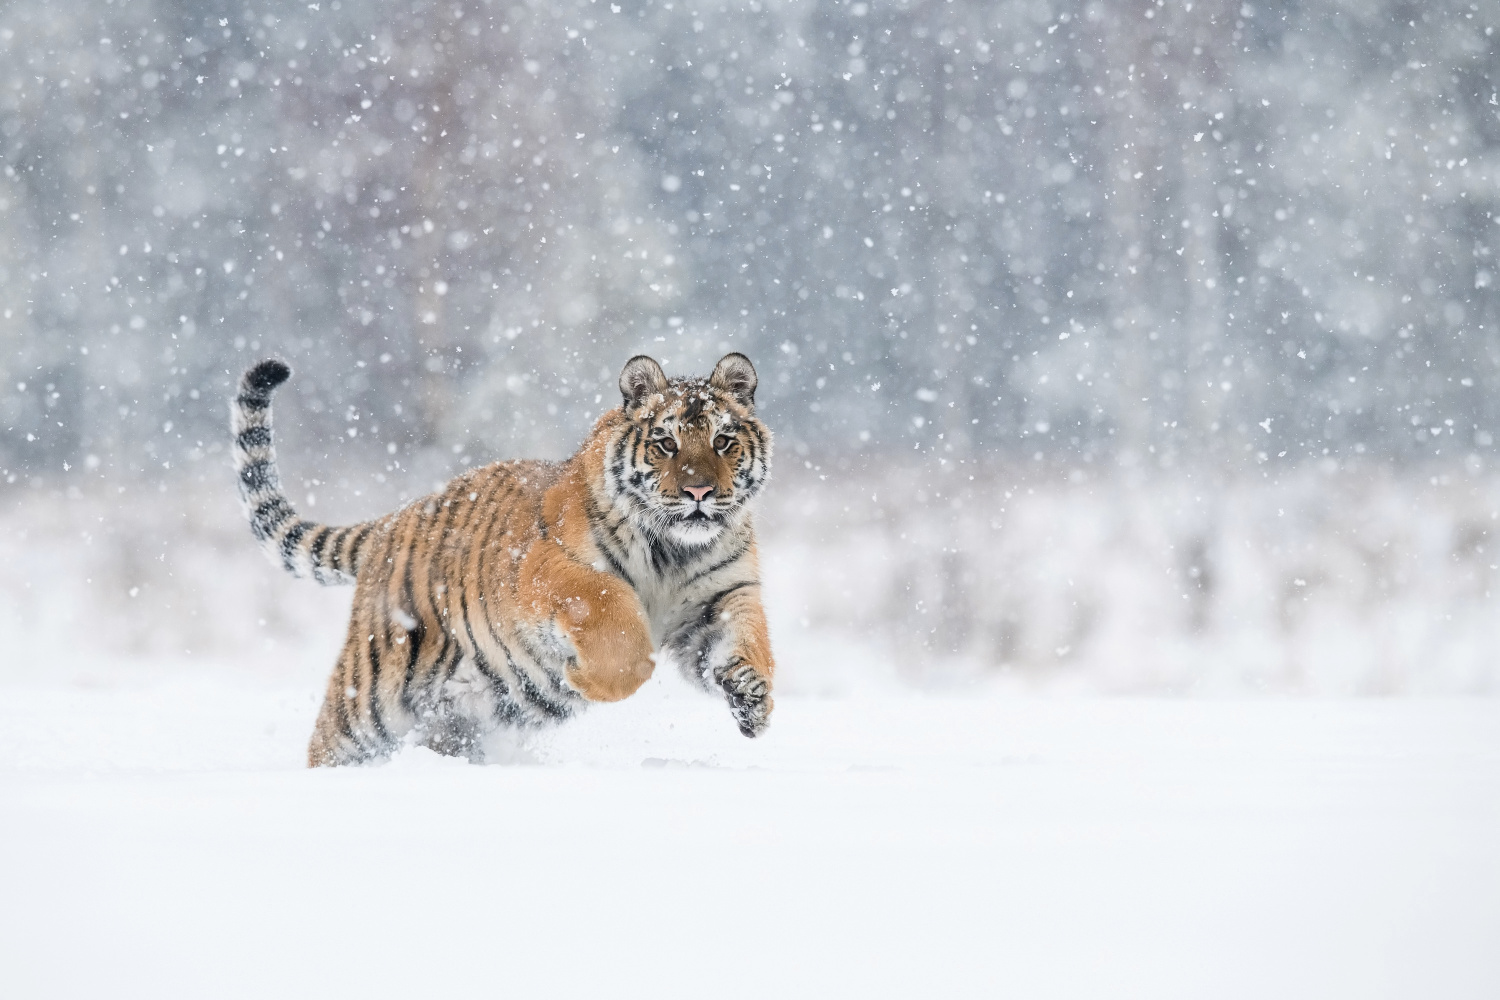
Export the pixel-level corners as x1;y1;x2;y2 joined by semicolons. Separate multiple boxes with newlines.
232;359;373;586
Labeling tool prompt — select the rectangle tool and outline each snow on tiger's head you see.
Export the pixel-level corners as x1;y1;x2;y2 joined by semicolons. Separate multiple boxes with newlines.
607;353;772;546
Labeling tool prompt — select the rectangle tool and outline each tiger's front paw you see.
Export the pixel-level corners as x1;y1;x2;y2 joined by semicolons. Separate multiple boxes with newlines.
714;659;773;738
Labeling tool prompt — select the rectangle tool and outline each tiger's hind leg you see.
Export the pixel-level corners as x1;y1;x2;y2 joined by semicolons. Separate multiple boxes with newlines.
306;629;405;767
307;698;379;767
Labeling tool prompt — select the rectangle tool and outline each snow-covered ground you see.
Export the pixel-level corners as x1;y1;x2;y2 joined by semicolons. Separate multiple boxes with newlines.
3;478;1498;997
1;655;1496;999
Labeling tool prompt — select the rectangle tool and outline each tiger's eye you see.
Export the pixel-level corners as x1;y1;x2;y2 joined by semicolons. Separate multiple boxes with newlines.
655;437;678;456
713;435;732;452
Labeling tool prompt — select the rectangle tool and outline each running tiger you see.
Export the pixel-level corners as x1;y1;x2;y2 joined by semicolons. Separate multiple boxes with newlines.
231;353;775;766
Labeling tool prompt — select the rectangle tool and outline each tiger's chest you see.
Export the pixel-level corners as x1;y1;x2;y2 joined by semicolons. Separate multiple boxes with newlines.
604;533;749;643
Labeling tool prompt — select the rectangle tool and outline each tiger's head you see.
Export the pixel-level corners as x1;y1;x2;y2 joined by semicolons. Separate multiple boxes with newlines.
607;353;772;547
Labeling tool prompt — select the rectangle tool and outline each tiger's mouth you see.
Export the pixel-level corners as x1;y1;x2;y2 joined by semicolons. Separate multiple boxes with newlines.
665;509;727;546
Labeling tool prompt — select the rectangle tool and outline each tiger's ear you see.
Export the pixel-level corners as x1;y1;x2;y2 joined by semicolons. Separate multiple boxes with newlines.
619;355;668;412
710;353;757;409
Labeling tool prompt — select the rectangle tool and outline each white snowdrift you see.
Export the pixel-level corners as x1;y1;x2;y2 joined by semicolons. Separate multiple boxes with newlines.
1;662;1496;999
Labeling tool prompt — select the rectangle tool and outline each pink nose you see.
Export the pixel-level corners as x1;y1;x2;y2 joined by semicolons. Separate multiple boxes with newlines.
683;484;714;502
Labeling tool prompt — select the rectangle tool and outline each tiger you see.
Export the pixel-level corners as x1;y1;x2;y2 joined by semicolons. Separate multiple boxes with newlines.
231;353;775;767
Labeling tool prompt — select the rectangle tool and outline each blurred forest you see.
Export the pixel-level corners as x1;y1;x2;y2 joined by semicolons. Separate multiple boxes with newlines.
4;0;1500;692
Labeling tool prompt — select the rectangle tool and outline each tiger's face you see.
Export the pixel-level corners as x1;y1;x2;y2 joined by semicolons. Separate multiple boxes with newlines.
610;353;771;547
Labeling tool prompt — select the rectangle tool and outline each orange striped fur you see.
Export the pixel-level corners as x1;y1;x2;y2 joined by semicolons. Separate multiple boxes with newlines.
231;354;775;766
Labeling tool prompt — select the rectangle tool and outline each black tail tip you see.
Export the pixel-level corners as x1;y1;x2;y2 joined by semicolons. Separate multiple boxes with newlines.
244;359;291;394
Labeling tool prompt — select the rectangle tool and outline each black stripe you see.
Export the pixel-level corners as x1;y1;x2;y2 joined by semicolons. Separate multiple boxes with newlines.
422;492;459;604
431;628;456;689
473;480;517;581
400;561;423;701
323;527;351;573
450;476;488;538
471;478;518;627
238;458;275;491
459;593;526;726
533;656;580;704
702;581;759;626
467;485;551;725
472;651;525;726
343;604;383;754
280;519;310;567
361;624;392;746
592;536;636;589
507;632;575;720
332;644;375;756
309;525;334;568
408;500;457;692
648;532;699;576
444;627;464;682
606;451;627;497
666;583;758;685
608;426;643;497
234;394;270;411
236;425;273;450
601;513;636;558
583;490;639;585
252;497;293;536
345;522;375;574
644;525;668;575
408;625;455;712
680;541;749;590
